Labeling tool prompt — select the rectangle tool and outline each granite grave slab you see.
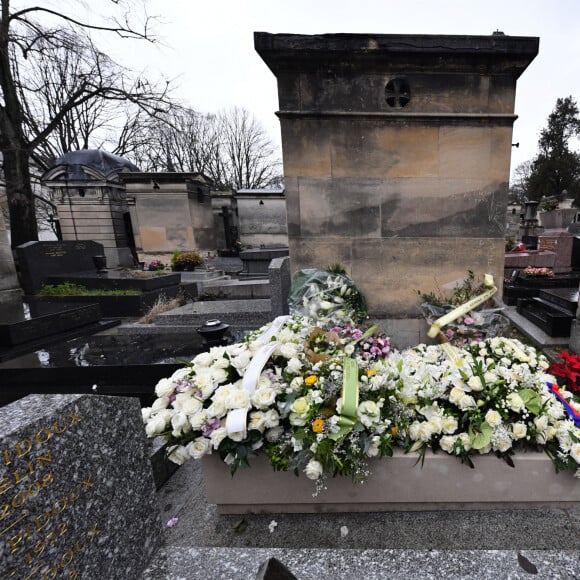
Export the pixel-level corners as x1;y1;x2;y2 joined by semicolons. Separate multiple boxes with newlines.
0;394;162;579
16;241;105;294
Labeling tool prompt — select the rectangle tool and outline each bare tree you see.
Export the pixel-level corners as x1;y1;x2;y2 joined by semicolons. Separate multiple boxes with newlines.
0;0;170;248
121;105;282;190
218;107;282;190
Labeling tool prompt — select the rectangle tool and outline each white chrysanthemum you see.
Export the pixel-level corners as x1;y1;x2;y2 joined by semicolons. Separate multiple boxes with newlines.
570;444;580;464
286;357;303;374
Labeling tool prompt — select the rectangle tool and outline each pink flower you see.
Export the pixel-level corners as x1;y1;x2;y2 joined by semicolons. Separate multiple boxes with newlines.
167;517;179;528
464;317;474;326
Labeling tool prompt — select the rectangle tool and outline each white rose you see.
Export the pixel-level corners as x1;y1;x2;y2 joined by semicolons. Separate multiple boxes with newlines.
213;384;235;402
227;389;251;410
428;416;443;435
263;409;280;428
171;412;191;434
449;387;465;404
151;396;170;411
192;352;212;367
145;414;168;437
304;459;324;480
569;443;580;464
189;411;209;430
167;445;189;466
210;427;228;450
441;416;458;434
257;375;273;390
511;422;527;440
176;396;203;416
467;376;483;392
248;411;267;432
286;357;303;374
439;435;456;453
290;397;310;416
142;407;152;422
485;409;502;428
457;394;476;410
506;393;525;413
458;432;472;451
187;437;211;459
211;368;228;384
154;378;175;398
213;357;230;369
252;387;277;409
170;367;192;383
231;352;251;370
206;400;227;418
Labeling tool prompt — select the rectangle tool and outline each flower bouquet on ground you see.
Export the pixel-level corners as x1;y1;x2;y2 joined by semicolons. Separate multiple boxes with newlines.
143;270;580;489
524;266;554;278
418;271;509;345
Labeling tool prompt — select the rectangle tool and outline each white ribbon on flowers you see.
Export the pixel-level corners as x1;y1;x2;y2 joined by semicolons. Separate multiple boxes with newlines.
225;316;290;437
253;315;291;346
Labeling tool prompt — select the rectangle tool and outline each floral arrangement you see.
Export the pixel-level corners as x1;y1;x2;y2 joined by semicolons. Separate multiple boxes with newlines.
417;271;508;346
540;198;560;212
171;251;204;271
288;266;368;326
549;351;580;394
524;266;554;278
147;259;165;271
142;273;580;489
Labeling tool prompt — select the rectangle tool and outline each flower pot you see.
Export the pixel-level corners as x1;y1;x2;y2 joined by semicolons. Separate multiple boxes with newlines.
202;450;580;514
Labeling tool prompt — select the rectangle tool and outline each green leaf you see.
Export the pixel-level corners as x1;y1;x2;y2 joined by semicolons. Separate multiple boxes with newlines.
470;421;492;450
519;389;542;415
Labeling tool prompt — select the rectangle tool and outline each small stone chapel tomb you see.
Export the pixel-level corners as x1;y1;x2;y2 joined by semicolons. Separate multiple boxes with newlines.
255;32;538;343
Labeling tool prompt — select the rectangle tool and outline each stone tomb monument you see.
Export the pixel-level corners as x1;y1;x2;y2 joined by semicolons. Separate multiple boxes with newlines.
255;32;538;344
0;394;161;579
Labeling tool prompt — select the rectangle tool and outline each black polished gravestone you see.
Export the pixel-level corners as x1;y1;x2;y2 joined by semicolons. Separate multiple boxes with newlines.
0;394;162;579
16;240;105;294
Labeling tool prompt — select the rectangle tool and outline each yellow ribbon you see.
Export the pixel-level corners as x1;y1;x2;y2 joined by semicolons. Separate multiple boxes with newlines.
329;356;359;441
427;274;497;363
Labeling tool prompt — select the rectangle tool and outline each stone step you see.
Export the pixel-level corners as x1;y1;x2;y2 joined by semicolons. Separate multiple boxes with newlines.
517;297;573;337
141;547;579;580
155;299;273;329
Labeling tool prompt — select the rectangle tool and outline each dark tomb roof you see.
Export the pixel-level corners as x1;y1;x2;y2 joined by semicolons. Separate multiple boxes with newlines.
46;149;140;182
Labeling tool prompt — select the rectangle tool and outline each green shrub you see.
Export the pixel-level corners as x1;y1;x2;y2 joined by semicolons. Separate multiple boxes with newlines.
38;283;140;296
171;251;204;271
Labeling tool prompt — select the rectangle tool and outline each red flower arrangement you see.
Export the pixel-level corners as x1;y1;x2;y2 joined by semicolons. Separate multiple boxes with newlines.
548;351;580;393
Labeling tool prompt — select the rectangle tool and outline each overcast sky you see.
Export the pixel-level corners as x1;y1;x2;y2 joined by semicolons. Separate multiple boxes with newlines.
97;0;580;180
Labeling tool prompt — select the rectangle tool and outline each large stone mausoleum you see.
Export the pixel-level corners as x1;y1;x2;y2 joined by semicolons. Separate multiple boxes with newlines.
256;32;538;339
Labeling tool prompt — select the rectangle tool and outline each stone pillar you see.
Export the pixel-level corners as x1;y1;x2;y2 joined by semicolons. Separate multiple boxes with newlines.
0;210;22;303
255;33;538;321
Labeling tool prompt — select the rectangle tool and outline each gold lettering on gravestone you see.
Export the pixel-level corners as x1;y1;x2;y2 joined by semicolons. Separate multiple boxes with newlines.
0;411;103;578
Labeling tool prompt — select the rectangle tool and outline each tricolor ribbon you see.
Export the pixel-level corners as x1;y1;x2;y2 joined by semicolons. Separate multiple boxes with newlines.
427;274;497;362
548;382;580;427
329;356;359;441
225;316;290;438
